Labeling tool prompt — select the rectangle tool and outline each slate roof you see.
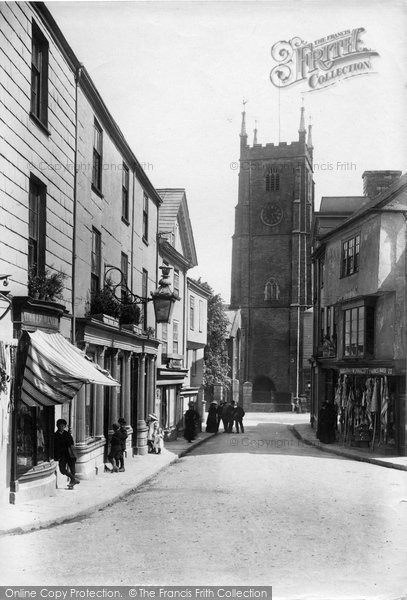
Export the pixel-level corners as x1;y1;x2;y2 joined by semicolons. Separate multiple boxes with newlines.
319;196;369;214
156;188;198;268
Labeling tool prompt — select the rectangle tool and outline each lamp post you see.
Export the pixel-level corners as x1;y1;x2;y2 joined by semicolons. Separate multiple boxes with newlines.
103;264;178;325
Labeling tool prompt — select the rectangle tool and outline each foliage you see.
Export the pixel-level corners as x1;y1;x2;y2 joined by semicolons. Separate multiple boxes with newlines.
193;279;231;399
120;292;141;325
28;266;67;302
89;278;121;319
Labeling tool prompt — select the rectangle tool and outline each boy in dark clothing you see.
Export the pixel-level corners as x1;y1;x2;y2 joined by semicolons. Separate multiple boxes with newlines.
54;419;80;488
117;417;128;472
235;403;245;433
107;423;122;473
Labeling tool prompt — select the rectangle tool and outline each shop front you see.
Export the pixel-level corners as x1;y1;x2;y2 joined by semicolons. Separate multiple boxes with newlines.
10;298;119;503
76;318;159;462
156;360;188;441
317;361;404;455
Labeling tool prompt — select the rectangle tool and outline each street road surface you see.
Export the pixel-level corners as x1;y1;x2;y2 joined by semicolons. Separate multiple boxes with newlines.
2;413;407;600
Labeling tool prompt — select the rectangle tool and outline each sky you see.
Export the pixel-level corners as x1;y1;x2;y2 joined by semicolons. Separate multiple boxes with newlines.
47;0;407;303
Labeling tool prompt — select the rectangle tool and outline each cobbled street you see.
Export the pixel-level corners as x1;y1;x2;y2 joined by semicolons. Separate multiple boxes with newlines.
2;414;407;600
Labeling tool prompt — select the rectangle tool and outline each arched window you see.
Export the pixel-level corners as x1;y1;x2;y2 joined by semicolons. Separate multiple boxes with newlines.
265;169;280;192
264;278;280;300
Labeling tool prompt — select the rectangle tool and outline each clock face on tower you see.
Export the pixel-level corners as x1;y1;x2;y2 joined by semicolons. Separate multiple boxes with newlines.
261;202;284;227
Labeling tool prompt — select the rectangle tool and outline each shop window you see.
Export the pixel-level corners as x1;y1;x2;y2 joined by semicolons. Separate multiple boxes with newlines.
189;296;195;330
91;227;101;294
173;320;179;354
85;383;95;439
344;305;374;357
28;176;46;274
16;403;53;476
341;234;360;277
30;20;49;127
122;163;129;222
92;119;103;193
143;192;149;241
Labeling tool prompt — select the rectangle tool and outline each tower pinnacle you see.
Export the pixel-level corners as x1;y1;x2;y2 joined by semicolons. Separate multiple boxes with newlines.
240;99;248;138
253;120;258;145
298;101;306;141
307;116;313;148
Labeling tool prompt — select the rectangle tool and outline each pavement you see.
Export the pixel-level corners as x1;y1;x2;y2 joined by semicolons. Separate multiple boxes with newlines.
1;413;406;538
290;420;407;471
0;431;215;537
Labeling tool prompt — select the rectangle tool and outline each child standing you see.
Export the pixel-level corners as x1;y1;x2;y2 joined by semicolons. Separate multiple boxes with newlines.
107;423;122;473
152;421;164;454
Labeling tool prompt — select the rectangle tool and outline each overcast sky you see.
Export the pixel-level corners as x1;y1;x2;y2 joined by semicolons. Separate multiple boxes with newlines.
48;0;407;303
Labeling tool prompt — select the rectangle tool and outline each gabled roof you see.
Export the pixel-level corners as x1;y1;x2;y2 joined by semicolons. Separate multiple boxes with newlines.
318;172;407;242
225;309;241;337
156;189;198;268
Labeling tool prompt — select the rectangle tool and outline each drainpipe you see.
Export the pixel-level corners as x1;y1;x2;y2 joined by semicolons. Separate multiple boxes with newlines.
71;64;83;345
131;171;136;293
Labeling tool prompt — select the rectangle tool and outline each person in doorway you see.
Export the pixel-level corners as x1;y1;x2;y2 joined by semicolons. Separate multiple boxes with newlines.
54;419;80;489
206;401;219;433
234;403;245;433
184;401;200;442
316;400;337;444
117;417;128;472
107;423;122;472
147;414;158;453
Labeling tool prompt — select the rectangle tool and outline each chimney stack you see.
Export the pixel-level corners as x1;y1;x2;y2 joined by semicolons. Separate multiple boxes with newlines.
362;170;402;199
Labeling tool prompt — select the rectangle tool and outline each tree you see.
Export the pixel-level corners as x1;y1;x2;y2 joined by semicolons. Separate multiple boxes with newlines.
194;279;231;401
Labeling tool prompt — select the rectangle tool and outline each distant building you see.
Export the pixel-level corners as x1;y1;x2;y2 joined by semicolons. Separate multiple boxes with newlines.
155;189;199;439
230;105;314;410
312;170;407;455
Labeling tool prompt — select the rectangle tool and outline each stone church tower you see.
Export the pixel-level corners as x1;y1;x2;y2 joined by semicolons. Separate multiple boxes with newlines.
230;105;314;410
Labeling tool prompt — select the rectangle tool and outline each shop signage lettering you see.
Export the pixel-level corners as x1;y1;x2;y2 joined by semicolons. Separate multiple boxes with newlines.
21;311;59;330
339;367;394;375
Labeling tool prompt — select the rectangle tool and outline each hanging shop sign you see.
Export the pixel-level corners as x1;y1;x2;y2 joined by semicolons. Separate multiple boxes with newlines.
339;367;394;375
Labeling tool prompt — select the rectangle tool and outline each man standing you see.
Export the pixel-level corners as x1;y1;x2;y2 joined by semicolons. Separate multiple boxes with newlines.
235;403;245;433
117;417;128;471
54;419;80;489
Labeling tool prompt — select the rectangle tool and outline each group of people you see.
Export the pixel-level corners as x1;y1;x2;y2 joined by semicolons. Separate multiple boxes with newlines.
106;417;128;472
206;400;245;434
147;413;165;454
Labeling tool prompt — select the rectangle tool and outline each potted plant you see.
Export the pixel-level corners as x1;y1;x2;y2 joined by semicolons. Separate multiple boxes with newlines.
120;292;141;327
89;279;121;326
28;266;67;302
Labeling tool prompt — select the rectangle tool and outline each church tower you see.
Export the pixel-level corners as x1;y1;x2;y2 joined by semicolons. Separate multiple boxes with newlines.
230;104;314;410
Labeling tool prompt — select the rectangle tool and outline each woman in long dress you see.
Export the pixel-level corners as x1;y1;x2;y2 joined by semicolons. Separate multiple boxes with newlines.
206;401;219;433
184;401;200;442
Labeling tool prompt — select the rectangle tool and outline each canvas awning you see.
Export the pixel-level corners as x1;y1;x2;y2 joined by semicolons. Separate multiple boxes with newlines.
21;330;119;408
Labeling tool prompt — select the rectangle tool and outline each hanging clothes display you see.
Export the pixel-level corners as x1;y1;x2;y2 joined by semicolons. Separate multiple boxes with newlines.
334;372;395;450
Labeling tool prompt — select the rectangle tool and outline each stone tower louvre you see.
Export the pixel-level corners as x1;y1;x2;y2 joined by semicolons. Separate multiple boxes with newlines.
230;106;314;410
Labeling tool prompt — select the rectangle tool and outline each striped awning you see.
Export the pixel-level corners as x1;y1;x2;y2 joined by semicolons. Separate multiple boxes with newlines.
21;331;119;408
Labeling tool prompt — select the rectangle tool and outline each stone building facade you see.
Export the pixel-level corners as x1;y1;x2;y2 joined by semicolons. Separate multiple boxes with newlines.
312;171;407;455
230;107;314;410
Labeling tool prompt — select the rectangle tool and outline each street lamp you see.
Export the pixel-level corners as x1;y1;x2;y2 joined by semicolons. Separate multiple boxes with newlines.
103;264;178;325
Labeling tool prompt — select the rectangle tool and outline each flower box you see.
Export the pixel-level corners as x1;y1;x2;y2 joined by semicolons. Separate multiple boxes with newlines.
92;313;120;328
122;323;143;335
